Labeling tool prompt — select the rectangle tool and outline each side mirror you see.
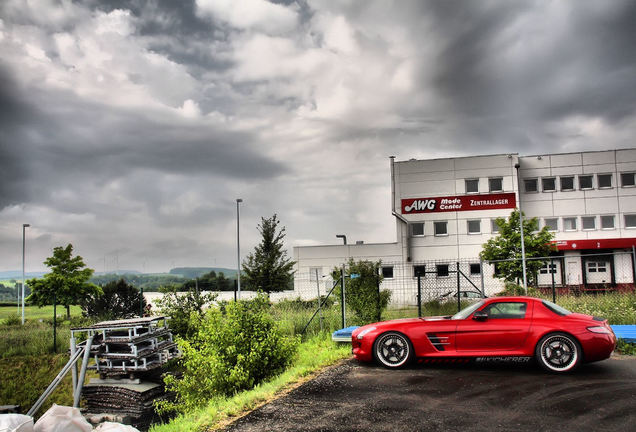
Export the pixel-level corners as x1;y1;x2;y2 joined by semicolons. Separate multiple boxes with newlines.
473;310;488;321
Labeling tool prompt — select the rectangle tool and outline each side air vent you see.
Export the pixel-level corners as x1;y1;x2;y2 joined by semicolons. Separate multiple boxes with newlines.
427;334;450;351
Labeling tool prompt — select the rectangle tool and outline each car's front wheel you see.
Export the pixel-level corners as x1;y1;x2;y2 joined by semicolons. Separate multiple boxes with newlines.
535;332;581;373
373;332;413;368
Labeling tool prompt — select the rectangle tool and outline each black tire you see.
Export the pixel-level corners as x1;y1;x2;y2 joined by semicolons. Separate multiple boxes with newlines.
373;332;413;368
535;332;582;373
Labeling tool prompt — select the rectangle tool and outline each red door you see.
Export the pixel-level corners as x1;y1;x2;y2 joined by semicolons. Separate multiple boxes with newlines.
455;301;532;351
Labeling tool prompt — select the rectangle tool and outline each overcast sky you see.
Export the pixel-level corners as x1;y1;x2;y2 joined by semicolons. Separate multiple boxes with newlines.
1;0;636;273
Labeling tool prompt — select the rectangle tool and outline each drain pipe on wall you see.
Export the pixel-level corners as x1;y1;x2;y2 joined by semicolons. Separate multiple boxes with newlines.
390;156;411;262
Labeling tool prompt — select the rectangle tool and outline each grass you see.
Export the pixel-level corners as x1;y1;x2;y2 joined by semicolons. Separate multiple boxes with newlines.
0;321;72;358
0;354;95;418
149;333;351;432
0;304;82;323
551;293;636;325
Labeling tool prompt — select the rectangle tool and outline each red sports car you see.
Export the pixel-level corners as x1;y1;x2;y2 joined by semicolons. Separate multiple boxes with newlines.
351;296;616;373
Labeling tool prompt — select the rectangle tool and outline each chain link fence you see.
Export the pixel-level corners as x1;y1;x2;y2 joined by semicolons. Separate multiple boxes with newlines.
292;250;636;332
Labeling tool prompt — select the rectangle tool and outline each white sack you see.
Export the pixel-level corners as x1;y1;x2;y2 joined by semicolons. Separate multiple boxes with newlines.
94;422;140;432
0;414;34;432
33;405;92;432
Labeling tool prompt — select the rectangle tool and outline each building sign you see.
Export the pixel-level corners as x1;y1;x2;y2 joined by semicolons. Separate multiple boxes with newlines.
401;193;516;214
554;238;636;251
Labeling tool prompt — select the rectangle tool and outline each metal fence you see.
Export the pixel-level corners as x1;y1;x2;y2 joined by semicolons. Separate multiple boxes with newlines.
292;251;636;330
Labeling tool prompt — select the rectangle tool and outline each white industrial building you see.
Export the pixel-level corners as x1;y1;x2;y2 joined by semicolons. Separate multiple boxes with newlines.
293;149;636;304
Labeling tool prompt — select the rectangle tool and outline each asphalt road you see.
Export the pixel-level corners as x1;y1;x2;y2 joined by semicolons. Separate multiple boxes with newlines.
224;355;636;432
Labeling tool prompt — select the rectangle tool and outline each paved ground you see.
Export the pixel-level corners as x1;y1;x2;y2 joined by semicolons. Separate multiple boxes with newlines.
224;355;636;432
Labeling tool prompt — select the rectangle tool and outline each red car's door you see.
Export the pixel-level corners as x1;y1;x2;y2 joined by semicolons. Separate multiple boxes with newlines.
455;300;533;351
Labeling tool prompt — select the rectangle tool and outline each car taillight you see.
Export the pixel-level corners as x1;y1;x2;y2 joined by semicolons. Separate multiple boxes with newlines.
587;326;612;334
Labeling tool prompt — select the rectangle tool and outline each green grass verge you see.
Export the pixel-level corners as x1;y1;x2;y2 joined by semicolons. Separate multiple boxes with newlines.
150;333;351;432
0;304;82;323
0;354;93;418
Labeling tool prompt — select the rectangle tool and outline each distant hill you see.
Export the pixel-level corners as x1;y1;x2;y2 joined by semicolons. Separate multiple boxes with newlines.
0;271;46;280
169;267;238;279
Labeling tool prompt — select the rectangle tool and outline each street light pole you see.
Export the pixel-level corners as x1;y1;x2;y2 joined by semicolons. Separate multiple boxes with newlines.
514;164;528;294
22;223;30;325
336;234;347;328
236;199;243;300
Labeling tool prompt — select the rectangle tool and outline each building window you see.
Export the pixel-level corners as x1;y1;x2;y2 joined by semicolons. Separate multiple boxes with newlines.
467;220;481;234
587;261;607;273
539;263;558;274
560;176;575;191
601;215;615;230
621;172;636;187
626;214;636;229
436;264;450;278
470;263;481;275
309;267;322;281
581;216;596;230
563;217;577;231
488;177;503;192
434;221;448;236
465;178;479;193
542;177;556;192
598;173;612;189
413;265;426;278
544;218;558;232
579;175;593;190
524;178;538;193
381;266;394;279
411;222;424;236
491;219;501;233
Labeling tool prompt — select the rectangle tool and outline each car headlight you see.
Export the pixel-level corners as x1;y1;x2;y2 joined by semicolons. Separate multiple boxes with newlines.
587;326;612;334
357;326;377;340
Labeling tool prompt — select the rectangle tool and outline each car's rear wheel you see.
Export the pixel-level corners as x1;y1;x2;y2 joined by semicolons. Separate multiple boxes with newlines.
373;332;413;368
535;332;581;373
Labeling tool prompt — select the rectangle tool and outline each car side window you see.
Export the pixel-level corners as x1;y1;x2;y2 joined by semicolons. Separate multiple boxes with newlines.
481;302;527;319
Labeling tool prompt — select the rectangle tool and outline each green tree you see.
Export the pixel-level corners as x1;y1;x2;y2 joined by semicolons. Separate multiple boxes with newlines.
333;259;391;324
480;210;556;286
242;214;295;295
81;279;146;320
26;244;101;318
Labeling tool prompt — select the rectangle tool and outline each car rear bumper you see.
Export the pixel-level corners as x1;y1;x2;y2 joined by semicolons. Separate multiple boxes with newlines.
581;332;617;363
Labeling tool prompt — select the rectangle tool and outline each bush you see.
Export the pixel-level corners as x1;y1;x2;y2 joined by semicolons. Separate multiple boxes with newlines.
334;259;391;324
159;295;298;413
496;282;538;297
155;286;217;340
3;313;20;326
81;279;146;320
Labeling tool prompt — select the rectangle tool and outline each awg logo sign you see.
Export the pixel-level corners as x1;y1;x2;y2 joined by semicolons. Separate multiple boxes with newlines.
401;193;516;214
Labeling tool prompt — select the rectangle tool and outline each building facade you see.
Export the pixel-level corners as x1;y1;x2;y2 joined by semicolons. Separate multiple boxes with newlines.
293;149;636;304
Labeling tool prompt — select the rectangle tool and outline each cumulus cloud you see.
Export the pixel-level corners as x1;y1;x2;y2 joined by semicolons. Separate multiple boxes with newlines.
1;0;636;272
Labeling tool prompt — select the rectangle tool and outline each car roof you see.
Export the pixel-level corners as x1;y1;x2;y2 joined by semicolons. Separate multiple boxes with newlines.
484;296;540;302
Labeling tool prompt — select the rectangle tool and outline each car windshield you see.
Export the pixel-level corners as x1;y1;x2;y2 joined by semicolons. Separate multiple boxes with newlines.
542;300;572;316
451;300;486;320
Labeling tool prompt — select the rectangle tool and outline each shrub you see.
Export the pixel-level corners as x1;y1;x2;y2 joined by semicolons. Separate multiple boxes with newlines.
155;286;217;340
334;259;391;324
81;279;146;320
158;295;298;413
3;313;21;326
496;282;538;297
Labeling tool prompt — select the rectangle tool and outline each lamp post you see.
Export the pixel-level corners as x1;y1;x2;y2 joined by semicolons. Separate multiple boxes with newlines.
22;223;30;325
236;198;243;300
514;163;528;294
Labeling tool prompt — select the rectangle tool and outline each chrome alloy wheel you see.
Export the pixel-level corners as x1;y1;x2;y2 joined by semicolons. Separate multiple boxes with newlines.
538;334;579;372
374;332;411;368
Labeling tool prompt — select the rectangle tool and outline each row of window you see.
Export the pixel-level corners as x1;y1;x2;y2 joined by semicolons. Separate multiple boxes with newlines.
522;172;636;193
465;177;503;193
411;214;636;236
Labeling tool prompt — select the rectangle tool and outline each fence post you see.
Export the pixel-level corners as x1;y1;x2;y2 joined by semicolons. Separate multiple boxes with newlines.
233;279;237;302
479;258;485;297
53;292;57;353
551;258;556;303
632;246;636;289
376;269;382;322
417;273;422;318
315;269;323;332
456;261;461;313
341;264;346;329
